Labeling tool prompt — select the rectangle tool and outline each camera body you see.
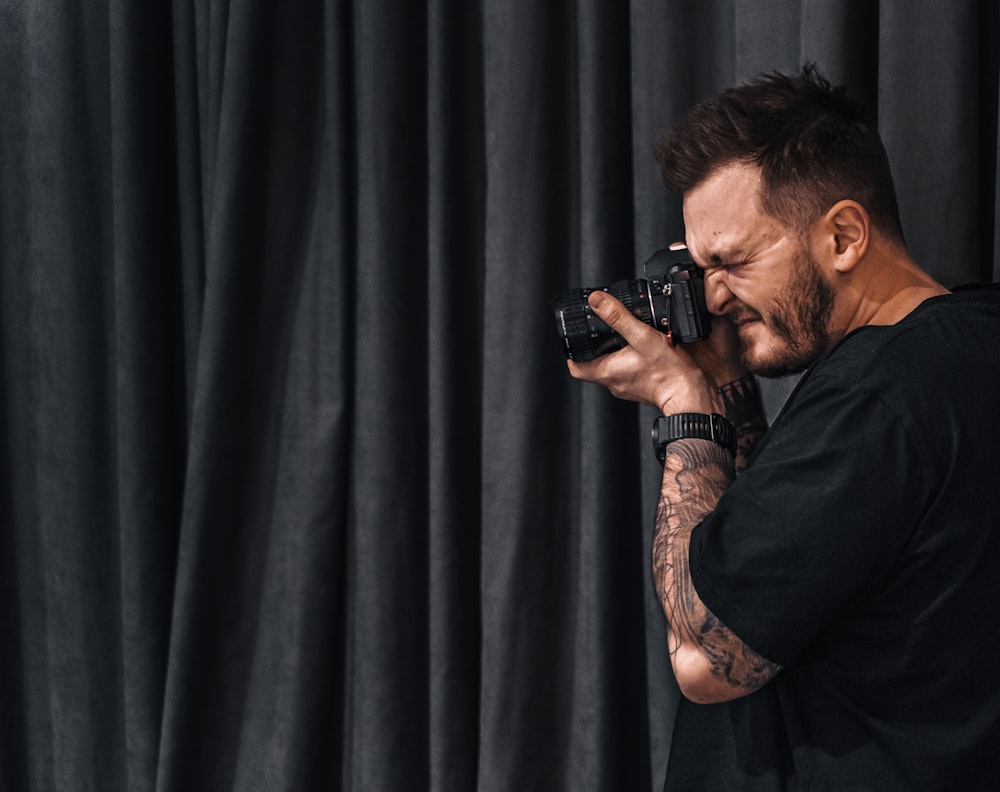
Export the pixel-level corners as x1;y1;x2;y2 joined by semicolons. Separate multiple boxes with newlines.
552;245;712;362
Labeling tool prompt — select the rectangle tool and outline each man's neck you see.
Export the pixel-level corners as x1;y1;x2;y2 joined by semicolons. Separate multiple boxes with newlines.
835;247;949;337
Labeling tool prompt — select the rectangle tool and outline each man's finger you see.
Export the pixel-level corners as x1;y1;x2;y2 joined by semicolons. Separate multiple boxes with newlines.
588;290;647;345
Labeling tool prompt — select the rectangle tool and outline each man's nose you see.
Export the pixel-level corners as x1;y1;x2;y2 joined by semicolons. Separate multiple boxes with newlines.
703;269;733;316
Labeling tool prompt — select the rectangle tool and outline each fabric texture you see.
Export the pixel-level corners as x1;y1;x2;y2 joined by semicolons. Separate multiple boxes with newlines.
667;289;1000;790
1;2;999;791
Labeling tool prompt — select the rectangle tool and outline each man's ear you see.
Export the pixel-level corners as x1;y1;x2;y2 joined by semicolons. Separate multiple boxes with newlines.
822;200;870;273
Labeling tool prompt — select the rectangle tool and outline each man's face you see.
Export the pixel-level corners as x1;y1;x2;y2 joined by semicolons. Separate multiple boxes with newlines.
683;164;836;378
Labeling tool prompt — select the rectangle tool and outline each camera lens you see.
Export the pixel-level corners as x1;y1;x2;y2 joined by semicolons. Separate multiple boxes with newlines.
552;278;653;361
552;248;711;362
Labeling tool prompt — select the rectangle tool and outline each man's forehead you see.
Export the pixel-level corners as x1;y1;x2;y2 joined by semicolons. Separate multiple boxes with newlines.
681;164;765;260
682;209;754;263
683;164;760;216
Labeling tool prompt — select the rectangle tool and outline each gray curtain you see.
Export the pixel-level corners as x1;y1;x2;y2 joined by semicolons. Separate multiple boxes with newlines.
1;1;996;790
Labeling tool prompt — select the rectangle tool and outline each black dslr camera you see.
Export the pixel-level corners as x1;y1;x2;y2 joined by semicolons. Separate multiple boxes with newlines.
551;245;712;362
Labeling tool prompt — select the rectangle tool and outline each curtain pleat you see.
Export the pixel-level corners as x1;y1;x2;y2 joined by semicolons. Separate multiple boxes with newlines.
1;2;997;791
425;1;484;789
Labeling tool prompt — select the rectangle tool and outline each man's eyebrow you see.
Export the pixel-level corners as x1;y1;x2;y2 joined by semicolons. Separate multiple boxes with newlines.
698;248;738;269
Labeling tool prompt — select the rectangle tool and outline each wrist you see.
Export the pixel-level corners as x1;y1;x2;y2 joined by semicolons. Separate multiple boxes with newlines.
652;412;738;465
656;371;723;416
709;365;751;390
717;373;767;426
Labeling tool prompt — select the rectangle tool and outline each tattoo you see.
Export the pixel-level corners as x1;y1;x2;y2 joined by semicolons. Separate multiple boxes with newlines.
717;374;768;473
652;437;782;696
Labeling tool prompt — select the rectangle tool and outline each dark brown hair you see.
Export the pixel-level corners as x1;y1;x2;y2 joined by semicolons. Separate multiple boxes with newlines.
654;64;905;245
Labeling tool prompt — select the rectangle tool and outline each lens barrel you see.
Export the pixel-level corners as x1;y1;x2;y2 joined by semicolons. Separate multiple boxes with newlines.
552;278;652;362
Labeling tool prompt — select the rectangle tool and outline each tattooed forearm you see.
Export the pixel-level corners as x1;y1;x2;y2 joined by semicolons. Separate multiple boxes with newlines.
652;437;782;700
687;606;783;694
717;374;769;472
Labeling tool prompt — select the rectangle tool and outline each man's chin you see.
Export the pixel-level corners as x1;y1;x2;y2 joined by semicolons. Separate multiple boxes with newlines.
740;336;813;379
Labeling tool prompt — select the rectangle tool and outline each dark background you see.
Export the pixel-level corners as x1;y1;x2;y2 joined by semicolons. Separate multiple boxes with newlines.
1;1;997;790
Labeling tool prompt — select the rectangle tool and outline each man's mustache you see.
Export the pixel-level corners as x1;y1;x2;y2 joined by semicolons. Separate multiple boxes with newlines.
725;304;763;325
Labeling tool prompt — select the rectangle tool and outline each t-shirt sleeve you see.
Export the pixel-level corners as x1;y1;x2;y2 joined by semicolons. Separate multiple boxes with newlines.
688;372;933;668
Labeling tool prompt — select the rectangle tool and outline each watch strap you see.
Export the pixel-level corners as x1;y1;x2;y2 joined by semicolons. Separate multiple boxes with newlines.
652;412;737;464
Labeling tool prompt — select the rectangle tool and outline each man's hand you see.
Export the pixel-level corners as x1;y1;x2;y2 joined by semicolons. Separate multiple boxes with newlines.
684;311;749;389
566;291;741;416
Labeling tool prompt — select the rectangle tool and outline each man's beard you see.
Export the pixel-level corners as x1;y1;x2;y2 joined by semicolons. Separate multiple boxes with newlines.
734;246;836;378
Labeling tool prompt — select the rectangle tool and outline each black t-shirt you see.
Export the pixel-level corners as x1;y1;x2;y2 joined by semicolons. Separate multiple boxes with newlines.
664;288;1000;791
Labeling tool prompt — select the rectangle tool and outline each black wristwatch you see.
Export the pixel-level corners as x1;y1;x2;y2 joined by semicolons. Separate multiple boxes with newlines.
651;413;737;464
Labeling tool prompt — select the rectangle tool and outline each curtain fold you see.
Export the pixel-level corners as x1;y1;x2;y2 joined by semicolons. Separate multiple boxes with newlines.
1;2;997;790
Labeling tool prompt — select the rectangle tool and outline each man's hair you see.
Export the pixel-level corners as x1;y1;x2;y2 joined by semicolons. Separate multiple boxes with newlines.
654;64;905;245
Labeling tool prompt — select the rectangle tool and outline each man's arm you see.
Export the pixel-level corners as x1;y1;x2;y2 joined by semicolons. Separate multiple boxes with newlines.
717;373;769;473
653;437;781;703
568;291;779;702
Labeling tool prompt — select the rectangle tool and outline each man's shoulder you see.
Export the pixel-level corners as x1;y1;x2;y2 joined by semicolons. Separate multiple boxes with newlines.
819;286;1000;382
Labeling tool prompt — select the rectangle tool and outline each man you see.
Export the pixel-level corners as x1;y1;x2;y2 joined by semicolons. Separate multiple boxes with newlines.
569;65;1000;789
